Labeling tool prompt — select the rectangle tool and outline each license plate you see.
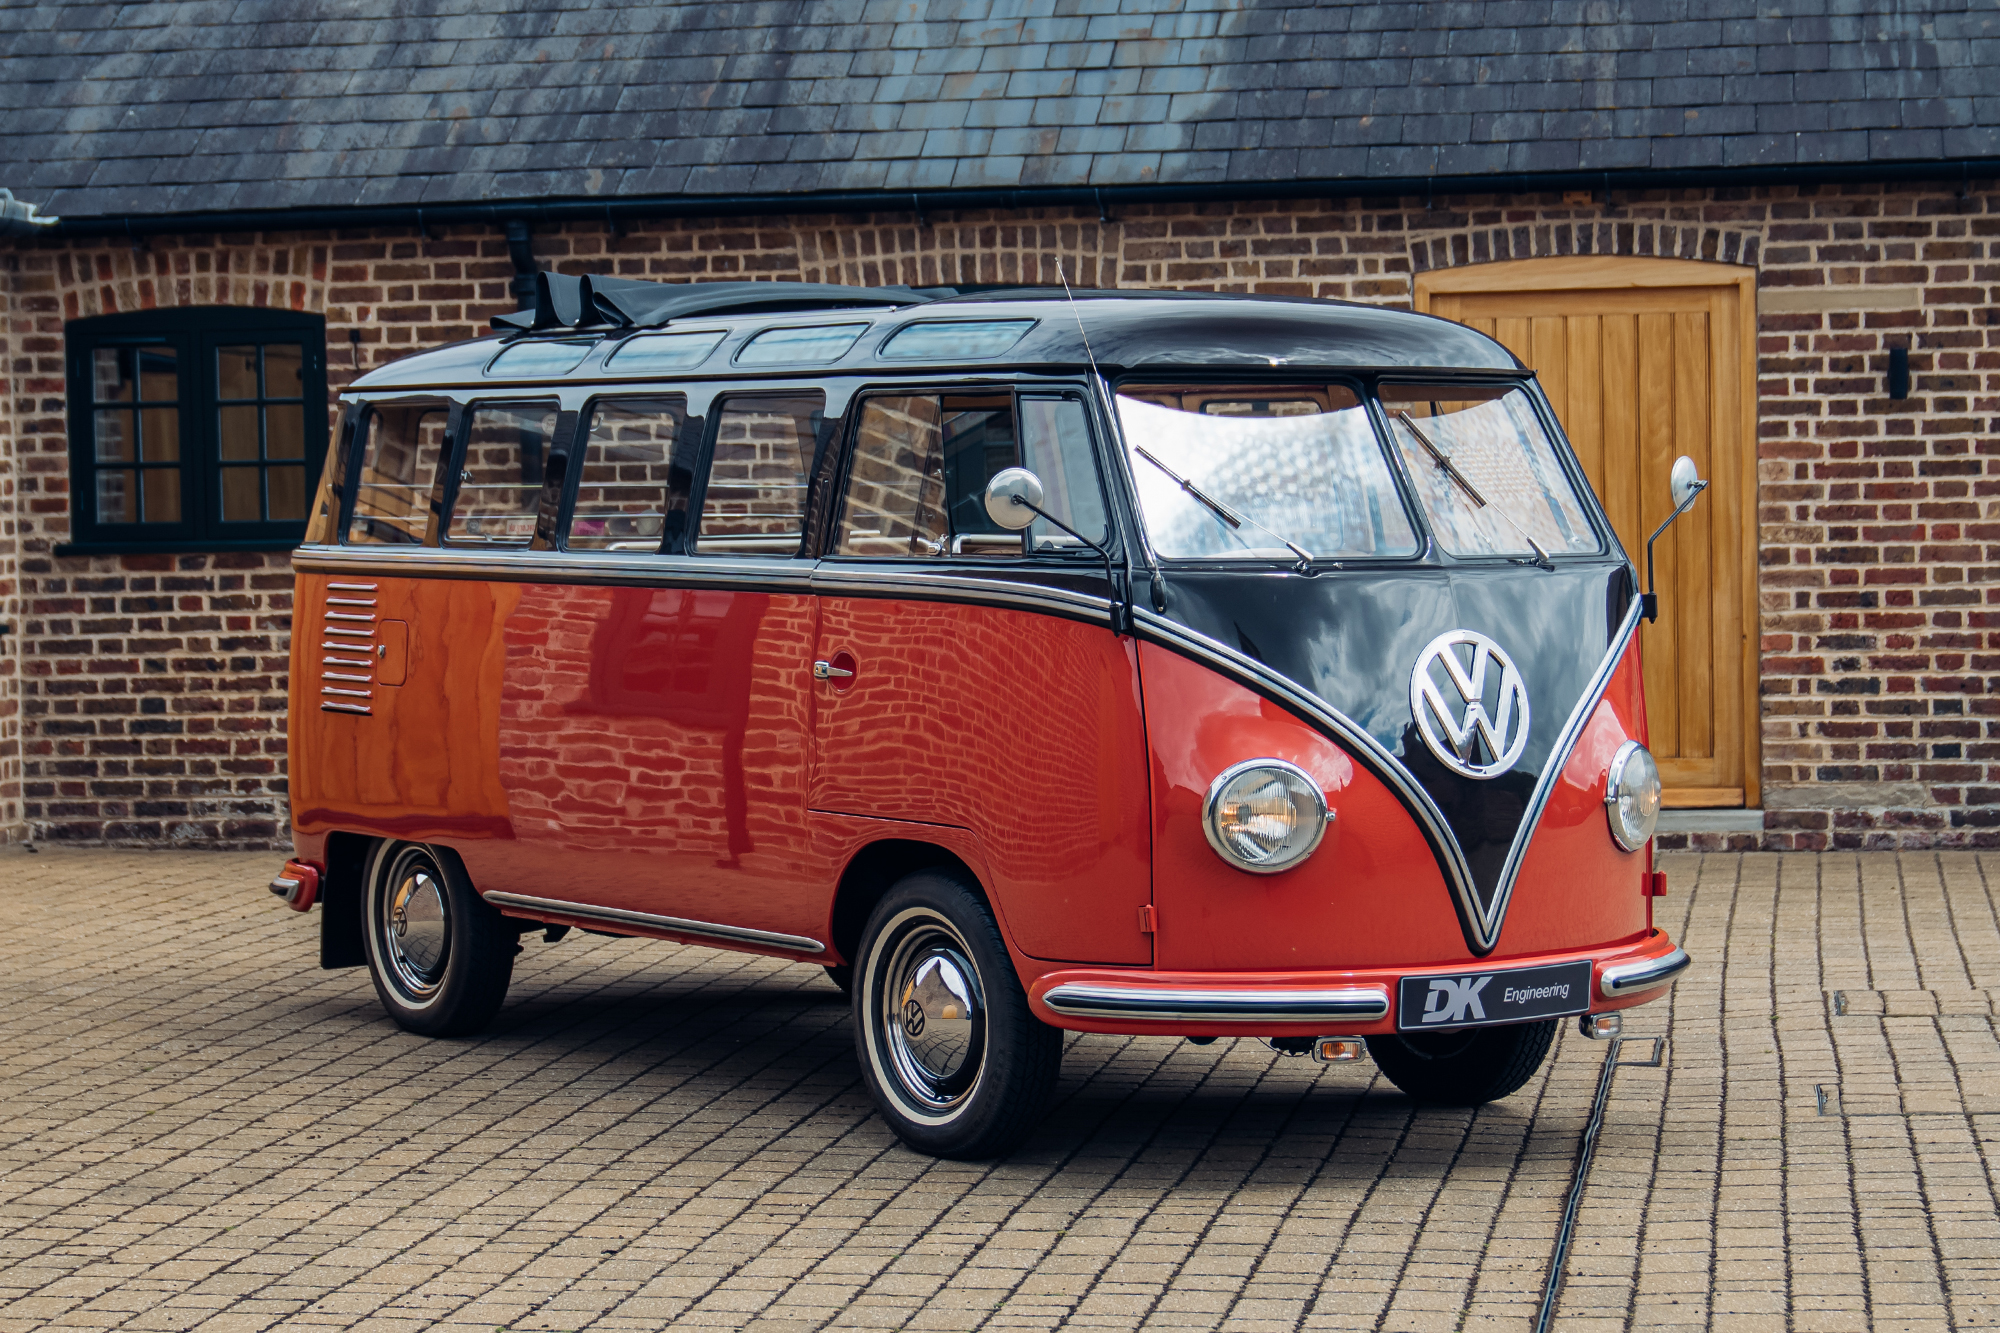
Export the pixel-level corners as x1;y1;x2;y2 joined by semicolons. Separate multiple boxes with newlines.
1397;960;1592;1032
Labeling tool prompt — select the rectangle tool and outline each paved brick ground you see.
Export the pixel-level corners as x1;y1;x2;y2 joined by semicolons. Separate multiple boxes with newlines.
0;849;1995;1331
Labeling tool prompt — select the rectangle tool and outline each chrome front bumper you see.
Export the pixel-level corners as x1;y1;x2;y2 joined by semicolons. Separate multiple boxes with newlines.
1041;983;1391;1024
1598;947;1691;997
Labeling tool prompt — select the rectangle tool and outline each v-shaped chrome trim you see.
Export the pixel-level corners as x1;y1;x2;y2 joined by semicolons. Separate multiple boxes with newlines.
1134;599;1642;955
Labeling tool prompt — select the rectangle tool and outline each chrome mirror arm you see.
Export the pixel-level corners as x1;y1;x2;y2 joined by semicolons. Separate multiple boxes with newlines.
1642;469;1709;624
1007;495;1131;636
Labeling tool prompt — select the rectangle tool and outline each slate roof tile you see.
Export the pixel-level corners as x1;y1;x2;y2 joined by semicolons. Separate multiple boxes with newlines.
4;0;1995;221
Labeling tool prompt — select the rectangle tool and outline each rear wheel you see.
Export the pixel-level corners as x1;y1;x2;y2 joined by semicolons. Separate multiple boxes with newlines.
1367;1020;1558;1105
853;871;1061;1159
361;842;514;1037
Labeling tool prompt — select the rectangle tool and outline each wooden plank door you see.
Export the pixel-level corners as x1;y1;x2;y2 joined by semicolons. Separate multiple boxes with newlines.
1416;258;1758;808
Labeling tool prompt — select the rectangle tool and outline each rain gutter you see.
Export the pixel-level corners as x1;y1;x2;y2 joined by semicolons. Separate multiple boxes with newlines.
28;158;2000;239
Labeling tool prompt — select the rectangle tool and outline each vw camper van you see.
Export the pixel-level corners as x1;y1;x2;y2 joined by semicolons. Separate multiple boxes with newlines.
272;275;1692;1157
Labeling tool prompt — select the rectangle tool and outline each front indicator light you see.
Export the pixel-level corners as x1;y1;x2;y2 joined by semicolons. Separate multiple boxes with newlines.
1202;759;1331;874
1604;740;1661;851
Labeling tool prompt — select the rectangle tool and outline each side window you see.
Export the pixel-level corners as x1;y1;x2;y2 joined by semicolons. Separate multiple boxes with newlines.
449;403;559;546
694;394;820;556
347;404;448;545
834;390;1107;558
568;398;689;551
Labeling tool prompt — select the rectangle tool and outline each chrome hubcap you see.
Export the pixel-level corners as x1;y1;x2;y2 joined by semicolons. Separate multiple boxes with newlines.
878;922;984;1112
380;853;449;999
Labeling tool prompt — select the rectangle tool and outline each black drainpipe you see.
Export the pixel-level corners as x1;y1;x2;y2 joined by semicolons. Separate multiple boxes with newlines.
31;158;2000;240
504;219;536;310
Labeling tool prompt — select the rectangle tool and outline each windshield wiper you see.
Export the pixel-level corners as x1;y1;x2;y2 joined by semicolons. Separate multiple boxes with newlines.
1134;445;1318;572
1395;411;1554;571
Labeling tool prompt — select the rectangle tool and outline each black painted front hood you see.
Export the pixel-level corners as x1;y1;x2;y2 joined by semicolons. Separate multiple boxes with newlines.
1150;560;1637;952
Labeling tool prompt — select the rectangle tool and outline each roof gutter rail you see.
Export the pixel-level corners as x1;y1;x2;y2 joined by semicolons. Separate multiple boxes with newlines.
26;158;2000;241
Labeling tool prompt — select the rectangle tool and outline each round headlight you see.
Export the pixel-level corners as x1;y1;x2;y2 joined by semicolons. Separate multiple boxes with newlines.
1604;740;1661;851
1202;759;1330;874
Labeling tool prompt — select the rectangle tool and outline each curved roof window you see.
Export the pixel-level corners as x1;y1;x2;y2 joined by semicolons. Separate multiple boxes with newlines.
879;319;1036;361
486;340;594;377
606;330;726;374
735;323;868;366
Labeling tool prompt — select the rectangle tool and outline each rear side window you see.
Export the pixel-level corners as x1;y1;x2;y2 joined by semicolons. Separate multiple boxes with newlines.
694;395;821;556
835;391;1106;558
347;404;448;545
568;398;689;551
449;404;558;546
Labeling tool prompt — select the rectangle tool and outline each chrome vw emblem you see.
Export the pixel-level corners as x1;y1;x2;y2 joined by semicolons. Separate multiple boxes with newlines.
1410;630;1531;779
901;999;926;1037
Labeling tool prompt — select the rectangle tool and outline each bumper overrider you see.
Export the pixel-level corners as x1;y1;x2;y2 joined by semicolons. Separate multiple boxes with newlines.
1030;933;1689;1036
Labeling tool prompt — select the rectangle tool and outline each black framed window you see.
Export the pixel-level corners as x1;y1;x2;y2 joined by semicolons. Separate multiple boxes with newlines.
64;307;328;552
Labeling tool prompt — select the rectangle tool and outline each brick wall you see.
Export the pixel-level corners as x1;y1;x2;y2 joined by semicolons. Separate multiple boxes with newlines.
2;182;1997;849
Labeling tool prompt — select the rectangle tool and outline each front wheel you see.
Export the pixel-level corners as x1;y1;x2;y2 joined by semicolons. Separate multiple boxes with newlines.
361;841;514;1037
1367;1020;1558;1105
853;871;1061;1159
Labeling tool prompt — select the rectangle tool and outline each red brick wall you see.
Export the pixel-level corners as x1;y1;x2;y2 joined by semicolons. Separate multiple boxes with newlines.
2;183;1996;849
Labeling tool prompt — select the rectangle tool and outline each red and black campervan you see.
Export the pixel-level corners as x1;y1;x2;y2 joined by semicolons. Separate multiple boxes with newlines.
273;276;1693;1157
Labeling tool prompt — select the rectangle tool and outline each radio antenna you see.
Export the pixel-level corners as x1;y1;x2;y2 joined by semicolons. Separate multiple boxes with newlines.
1055;258;1137;633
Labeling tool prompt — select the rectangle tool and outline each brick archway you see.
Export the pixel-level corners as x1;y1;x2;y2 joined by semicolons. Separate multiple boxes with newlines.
1406;216;1763;280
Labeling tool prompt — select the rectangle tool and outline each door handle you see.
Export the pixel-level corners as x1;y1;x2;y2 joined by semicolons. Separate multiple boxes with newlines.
812;660;853;680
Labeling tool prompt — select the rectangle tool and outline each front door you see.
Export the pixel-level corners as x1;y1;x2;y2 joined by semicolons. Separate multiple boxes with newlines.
1416;257;1758;809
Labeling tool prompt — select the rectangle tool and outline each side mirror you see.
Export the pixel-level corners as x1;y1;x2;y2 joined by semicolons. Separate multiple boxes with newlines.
1644;455;1709;623
983;467;1045;531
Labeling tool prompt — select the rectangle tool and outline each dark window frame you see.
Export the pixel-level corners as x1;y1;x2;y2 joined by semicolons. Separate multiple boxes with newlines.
61;306;329;554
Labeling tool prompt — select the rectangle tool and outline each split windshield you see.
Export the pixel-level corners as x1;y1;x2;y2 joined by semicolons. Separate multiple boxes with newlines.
1115;381;1596;563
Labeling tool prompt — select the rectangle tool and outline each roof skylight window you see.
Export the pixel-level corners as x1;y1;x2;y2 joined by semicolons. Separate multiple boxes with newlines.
487;340;594;377
735;323;868;365
880;320;1036;360
607;330;726;374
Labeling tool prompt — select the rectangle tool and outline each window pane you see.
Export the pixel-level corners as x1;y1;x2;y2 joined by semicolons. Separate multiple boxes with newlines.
217;345;259;400
138;347;177;401
219;405;260;461
569;399;688;551
263;344;304;399
449;404;558;545
96;469;136;523
267;465;307;522
735;323;866;365
880;319;1036;360
92;348;135;403
220;465;261;522
1117;386;1418;561
140;406;179;463
835;394;1073;559
349;405;448;545
837;396;948;557
1019;397;1109;549
606;331;725;374
94;409;134;463
265;403;305;460
1381;384;1597;557
696;395;819;555
487;340;593;377
141;466;181;522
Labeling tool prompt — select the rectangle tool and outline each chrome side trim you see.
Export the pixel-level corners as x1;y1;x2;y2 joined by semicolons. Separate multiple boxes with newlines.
1599;947;1691;997
1130;608;1480;928
810;564;1113;622
295;544;818;592
1485;599;1645;946
1043;982;1390;1023
482;890;826;954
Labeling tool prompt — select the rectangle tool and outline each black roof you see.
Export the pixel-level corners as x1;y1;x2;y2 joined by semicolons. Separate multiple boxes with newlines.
350;287;1522;390
2;0;1997;225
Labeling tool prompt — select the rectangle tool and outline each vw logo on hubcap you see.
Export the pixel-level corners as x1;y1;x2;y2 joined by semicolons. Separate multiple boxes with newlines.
901;999;926;1037
1410;629;1531;779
